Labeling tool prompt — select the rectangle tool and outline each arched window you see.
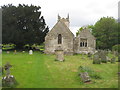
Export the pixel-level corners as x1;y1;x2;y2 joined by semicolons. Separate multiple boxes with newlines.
80;42;82;47
83;42;84;47
58;34;62;44
80;38;87;47
85;42;87;47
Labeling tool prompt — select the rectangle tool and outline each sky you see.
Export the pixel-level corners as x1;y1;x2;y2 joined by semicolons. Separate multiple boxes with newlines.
0;0;119;35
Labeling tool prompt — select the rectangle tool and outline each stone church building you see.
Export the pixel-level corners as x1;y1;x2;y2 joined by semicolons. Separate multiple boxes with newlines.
44;15;96;55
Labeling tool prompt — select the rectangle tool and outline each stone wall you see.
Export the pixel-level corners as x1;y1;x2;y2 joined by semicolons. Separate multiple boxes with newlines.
44;18;74;55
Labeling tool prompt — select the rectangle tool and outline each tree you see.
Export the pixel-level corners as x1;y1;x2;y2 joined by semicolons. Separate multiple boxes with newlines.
92;17;118;50
76;25;93;36
2;4;49;49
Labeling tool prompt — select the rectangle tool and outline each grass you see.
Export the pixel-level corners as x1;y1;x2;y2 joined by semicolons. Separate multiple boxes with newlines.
2;51;118;88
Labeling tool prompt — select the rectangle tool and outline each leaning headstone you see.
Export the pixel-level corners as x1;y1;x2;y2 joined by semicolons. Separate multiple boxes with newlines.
93;54;101;64
79;72;91;83
29;50;33;55
111;57;116;63
55;46;64;61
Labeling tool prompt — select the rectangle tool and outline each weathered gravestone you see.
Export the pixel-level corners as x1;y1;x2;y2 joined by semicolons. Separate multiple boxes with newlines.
99;50;107;63
2;62;17;87
29;50;33;55
111;57;116;63
106;56;111;62
14;50;17;54
79;72;91;83
113;51;118;56
88;53;92;57
93;54;101;64
6;51;10;54
55;46;64;61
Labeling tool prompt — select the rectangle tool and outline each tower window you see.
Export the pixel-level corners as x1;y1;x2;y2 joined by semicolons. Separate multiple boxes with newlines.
58;34;62;44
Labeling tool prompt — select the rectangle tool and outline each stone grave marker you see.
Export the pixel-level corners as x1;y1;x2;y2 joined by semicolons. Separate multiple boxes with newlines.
106;56;111;62
100;50;107;63
29;50;33;55
79;72;91;83
55;46;64;61
2;62;17;87
111;57;116;63
14;50;17;54
6;51;10;54
4;62;12;76
88;52;92;57
93;54;101;64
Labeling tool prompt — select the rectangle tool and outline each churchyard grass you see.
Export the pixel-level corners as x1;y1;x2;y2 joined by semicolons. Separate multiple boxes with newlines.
2;51;118;88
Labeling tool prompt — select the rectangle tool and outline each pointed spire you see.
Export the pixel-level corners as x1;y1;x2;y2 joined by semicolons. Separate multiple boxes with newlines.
66;13;69;21
58;14;61;21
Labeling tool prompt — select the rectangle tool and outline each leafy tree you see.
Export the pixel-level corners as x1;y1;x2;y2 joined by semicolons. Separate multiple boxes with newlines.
76;25;93;36
2;4;49;49
92;17;118;50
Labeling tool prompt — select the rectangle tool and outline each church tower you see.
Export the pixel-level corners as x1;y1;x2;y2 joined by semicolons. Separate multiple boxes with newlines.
57;14;70;27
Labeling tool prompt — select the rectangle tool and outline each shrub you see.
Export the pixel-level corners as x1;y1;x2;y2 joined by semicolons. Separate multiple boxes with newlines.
112;44;120;53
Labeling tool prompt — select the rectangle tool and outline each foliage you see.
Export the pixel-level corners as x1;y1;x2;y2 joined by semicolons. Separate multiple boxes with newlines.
78;66;102;79
112;44;120;53
76;25;93;36
92;17;118;49
2;4;49;49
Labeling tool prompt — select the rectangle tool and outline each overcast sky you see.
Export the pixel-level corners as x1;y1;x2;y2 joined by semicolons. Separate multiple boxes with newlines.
0;0;119;35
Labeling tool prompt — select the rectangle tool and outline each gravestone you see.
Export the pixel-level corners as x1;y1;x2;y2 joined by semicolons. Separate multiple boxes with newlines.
113;51;118;56
106;56;111;62
88;53;92;57
111;57;116;63
14;50;17;54
6;51;10;54
93;54;101;64
79;72;91;83
2;62;17;87
55;46;64;61
29;50;33;55
100;50;107;63
22;51;25;53
4;62;12;76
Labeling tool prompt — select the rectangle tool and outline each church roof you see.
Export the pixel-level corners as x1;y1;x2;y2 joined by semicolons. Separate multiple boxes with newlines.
78;28;96;39
46;17;74;37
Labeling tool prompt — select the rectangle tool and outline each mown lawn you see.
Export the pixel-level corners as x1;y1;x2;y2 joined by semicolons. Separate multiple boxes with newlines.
2;51;118;88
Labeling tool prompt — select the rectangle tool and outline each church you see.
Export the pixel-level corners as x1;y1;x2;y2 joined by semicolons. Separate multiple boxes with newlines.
44;15;96;55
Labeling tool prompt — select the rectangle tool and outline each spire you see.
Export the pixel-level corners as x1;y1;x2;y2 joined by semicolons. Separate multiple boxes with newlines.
58;14;61;21
66;13;69;21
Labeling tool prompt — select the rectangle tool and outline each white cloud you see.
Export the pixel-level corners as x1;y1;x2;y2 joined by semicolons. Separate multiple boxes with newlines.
0;0;119;35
